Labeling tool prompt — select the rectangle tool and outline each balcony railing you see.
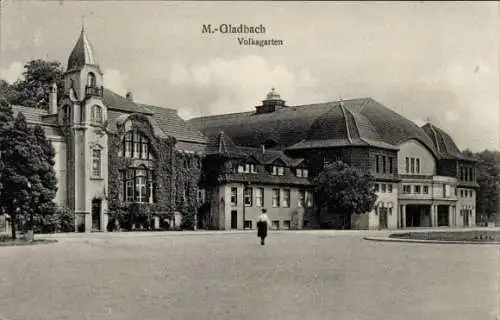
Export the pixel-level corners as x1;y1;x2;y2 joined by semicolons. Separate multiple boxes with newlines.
85;85;104;98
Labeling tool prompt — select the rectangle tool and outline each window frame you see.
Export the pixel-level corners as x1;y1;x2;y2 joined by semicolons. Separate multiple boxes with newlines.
91;148;101;178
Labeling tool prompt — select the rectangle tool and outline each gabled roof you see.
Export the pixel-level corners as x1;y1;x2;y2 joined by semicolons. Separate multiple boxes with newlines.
143;104;207;144
103;89;154;115
421;123;475;161
205;131;246;158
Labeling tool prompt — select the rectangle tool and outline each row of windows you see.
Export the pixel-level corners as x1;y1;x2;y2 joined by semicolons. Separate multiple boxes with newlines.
375;155;394;174
236;163;309;178
460;167;474;181
244;220;292;230
118;130;154;160
405;157;421;174
231;187;313;208
374;183;393;193
402;184;458;198
459;189;474;198
402;184;429;194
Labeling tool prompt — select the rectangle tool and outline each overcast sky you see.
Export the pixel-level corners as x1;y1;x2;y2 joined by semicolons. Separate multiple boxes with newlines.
1;1;498;152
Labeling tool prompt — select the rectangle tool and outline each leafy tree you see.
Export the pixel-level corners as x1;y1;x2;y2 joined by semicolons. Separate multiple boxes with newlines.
314;161;377;229
473;150;500;221
32;125;58;219
0;98;14;215
8;59;64;109
0;113;42;239
0;80;20;103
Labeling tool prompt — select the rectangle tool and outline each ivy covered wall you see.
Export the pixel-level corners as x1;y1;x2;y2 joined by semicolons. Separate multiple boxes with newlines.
106;113;204;229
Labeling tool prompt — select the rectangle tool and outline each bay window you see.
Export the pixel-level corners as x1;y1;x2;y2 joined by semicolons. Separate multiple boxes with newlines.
120;167;155;203
121;130;153;160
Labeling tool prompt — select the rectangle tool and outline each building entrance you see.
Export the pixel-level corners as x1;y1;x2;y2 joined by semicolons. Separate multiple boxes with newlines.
437;205;449;227
406;204;431;228
91;199;102;232
231;210;238;229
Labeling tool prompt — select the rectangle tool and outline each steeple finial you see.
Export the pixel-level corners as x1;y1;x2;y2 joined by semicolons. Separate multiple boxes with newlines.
81;14;85;32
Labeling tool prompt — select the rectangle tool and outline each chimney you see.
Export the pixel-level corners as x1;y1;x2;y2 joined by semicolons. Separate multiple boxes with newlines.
49;82;58;114
126;91;133;101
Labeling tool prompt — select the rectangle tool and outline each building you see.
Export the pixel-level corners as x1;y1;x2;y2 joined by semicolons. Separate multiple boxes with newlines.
3;28;478;232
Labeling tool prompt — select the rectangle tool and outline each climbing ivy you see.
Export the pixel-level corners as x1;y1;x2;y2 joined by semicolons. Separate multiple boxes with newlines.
106;114;202;230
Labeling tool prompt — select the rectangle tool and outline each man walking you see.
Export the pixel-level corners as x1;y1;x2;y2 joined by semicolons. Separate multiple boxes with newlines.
256;209;271;246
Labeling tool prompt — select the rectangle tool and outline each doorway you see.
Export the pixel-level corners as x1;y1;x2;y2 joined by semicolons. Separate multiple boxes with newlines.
437;205;449;226
379;207;388;229
91;199;102;232
463;210;469;227
231;210;238;229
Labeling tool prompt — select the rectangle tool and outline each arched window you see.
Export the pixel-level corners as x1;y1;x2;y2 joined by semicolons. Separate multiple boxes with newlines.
87;72;96;87
119;166;155;204
91;105;103;123
121;130;153;160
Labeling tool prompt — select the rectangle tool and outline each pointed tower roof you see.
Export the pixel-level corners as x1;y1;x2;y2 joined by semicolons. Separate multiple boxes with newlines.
67;26;100;72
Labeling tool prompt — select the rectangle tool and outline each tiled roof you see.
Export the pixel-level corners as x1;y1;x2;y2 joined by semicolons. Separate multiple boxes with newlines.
175;141;208;154
188;101;335;148
219;172;312;187
11;105;63;137
103;89;154;115
12;105;48;123
67;28;100;72
421;123;474;161
189;97;431;153
143;104;207;144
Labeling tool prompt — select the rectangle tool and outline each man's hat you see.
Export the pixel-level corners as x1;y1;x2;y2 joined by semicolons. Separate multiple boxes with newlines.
262;208;267;213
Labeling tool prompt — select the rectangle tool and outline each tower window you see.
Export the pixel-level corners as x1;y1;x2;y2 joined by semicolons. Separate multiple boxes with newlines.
87;72;96;87
62;105;71;124
91;105;103;123
91;149;101;178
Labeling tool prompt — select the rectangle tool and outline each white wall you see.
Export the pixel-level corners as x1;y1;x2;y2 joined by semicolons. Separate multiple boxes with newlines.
50;137;67;206
397;139;436;175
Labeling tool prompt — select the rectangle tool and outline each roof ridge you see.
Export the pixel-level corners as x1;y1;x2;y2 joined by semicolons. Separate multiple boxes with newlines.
338;102;352;143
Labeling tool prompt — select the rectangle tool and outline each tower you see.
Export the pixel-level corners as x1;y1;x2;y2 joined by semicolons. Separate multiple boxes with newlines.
59;26;108;232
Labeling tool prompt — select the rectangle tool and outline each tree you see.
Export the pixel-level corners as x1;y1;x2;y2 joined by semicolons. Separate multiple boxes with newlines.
0;113;42;239
0;80;20;103
314;161;377;229
473;150;500;221
0;98;14;215
32;125;58;220
8;59;64;109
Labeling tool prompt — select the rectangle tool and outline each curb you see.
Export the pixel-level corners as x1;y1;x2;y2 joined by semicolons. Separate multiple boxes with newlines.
363;236;500;245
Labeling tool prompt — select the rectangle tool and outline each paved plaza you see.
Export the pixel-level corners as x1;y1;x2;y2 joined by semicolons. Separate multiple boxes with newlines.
0;230;498;320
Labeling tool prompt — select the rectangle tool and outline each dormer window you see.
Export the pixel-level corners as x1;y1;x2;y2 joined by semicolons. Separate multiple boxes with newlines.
271;166;285;176
237;163;257;173
296;168;309;178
